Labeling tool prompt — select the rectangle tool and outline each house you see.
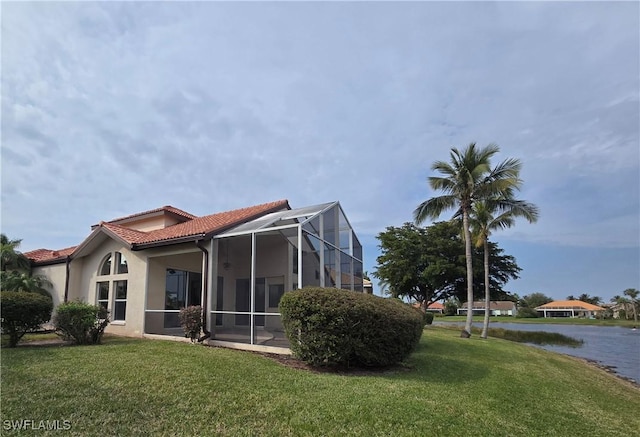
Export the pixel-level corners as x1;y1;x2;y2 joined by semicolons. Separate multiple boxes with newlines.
457;301;517;316
363;278;373;294
426;302;444;314
535;300;605;318
25;200;364;353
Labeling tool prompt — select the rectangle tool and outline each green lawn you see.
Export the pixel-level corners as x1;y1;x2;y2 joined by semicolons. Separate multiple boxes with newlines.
1;328;638;436
435;315;638;327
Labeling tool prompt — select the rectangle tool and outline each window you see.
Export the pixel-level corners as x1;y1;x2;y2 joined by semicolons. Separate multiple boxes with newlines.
113;280;127;321
97;282;109;310
99;254;112;276
96;251;130;323
115;252;128;274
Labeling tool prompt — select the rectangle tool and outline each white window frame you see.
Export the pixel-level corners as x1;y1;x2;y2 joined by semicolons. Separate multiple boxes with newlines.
95;251;129;325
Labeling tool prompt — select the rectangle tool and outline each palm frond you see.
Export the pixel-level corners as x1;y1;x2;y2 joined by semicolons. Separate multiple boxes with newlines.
414;195;457;224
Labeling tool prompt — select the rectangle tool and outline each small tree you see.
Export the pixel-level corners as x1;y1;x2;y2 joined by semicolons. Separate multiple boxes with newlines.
1;291;53;347
178;306;203;343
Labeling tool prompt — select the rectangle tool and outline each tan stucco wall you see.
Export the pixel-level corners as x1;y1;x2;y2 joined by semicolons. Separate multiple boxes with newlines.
119;215;180;232
77;239;147;337
32;263;67;311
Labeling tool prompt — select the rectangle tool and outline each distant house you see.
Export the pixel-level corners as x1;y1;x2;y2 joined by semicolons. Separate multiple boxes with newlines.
363;278;373;294
426;302;444;314
535;300;605;318
457;301;517;316
24;200;364;353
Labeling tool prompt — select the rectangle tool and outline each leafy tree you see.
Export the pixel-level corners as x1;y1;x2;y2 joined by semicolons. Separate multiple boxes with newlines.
374;221;521;308
519;292;552;309
470;199;538;338
443;298;460;316
414;143;527;337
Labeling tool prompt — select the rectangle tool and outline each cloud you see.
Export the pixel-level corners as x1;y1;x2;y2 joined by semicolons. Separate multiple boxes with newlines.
1;2;638;301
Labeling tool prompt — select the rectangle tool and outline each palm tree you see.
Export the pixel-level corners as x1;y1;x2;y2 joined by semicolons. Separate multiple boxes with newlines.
623;288;639;323
0;270;52;298
470;198;539;338
414;143;523;337
1;234;31;272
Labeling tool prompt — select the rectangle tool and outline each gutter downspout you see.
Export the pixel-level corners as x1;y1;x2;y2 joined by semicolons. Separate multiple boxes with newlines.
63;256;71;303
195;240;211;342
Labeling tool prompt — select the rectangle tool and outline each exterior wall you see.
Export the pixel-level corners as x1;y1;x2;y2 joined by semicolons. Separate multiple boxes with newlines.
79;239;148;337
117;215;181;232
32;263;67;312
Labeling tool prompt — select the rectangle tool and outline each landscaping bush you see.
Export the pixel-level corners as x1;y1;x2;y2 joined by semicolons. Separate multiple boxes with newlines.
279;287;425;368
1;291;53;347
53;301;109;345
179;305;202;342
516;307;539;318
423;311;434;325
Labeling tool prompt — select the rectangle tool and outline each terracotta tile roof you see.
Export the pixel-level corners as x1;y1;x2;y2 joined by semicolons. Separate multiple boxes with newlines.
536;300;605;311
24;246;76;264
132;199;290;246
27;200;290;264
428;302;445;310
101;222;149;244
106;205;197;223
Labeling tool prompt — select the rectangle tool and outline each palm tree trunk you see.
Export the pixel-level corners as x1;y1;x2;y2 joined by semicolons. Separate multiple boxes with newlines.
462;209;474;337
481;238;490;339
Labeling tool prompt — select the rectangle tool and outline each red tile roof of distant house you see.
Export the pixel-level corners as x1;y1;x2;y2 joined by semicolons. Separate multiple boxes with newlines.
535;300;605;311
25;200;290;264
427;302;445;310
23;246;77;265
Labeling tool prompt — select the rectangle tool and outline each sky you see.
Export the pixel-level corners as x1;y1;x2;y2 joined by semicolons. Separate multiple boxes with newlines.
2;1;638;303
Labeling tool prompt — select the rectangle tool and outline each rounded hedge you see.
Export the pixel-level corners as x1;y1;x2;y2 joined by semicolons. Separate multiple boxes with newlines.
279;287;425;368
53;301;110;345
1;291;53;347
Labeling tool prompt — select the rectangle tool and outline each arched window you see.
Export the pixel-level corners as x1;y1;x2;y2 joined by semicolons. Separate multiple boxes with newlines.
99;254;112;276
115;252;128;274
96;251;129;323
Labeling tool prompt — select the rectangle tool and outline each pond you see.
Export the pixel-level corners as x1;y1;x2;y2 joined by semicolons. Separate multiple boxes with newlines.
434;321;640;383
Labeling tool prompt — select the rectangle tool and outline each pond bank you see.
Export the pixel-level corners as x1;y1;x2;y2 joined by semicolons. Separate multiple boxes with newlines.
434;321;640;384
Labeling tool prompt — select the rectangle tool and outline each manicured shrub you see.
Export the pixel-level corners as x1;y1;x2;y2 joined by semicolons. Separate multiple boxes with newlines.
1;291;53;347
53;301;109;345
279;287;425;368
423;311;434;325
516;307;539;318
179;305;202;342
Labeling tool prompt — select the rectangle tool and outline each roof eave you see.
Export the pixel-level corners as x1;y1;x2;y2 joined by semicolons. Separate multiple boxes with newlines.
132;234;207;251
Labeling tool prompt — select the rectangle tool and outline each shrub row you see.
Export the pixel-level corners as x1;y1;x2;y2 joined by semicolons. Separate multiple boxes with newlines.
1;291;53;348
279;287;425;368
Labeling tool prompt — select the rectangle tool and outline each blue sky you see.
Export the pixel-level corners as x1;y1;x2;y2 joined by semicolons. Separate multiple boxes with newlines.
2;2;638;302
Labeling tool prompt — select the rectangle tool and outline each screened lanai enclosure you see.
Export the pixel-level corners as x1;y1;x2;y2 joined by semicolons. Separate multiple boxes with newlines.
143;202;364;350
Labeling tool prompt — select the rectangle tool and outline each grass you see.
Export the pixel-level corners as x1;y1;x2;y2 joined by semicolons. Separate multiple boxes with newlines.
1;332;59;348
437;324;584;347
1;328;639;436
435;315;638;327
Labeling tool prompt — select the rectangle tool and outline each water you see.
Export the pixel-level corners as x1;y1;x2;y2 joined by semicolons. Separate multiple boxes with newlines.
434;321;640;383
